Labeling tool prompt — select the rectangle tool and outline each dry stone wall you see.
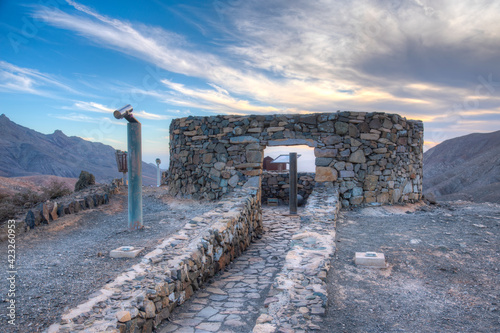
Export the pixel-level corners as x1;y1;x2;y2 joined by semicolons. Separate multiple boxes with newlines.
24;185;118;231
261;171;315;205
168;111;423;207
47;185;262;333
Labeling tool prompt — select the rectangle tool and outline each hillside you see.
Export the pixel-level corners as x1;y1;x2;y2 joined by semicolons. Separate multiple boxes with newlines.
0;114;157;185
423;130;500;203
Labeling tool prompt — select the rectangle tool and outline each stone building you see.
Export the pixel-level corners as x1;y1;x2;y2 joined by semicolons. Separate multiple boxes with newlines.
167;111;423;207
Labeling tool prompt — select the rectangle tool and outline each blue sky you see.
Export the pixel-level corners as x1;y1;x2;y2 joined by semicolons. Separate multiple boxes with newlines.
1;0;499;166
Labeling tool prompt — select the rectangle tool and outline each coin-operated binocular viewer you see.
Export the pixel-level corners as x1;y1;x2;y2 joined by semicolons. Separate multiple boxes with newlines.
113;105;143;230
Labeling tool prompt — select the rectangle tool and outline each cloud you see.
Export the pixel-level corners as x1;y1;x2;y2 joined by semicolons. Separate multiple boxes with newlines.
134;110;171;120
0;61;74;96
161;79;283;114
49;112;125;126
35;0;500;146
64;101;114;113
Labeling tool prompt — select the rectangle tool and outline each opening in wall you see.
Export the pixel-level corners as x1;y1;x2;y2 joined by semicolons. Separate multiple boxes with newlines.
263;145;315;172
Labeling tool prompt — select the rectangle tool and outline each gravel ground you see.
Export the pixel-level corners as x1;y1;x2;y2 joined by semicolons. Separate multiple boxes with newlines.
0;187;216;333
322;201;500;333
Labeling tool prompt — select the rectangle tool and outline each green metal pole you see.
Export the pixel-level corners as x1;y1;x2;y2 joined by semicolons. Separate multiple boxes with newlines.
127;122;143;230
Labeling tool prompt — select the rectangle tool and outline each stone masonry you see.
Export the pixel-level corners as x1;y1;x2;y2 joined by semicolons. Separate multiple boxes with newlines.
168;111;423;207
261;171;316;205
46;184;262;333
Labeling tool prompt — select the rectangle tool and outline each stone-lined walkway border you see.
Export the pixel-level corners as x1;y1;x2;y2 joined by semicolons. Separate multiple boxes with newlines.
24;185;119;231
46;184;262;333
156;206;301;333
254;184;340;332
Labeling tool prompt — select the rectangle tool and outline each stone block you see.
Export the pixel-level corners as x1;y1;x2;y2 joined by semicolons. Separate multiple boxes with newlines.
203;153;213;163
315;167;338;182
116;311;131;323
228;175;239;187
315;157;333;166
339;170;355;178
268;138;317;147
246;150;263;163
335;121;349;135
355;252;386;268
360;133;380;140
350;196;363;205
349;149;366;164
214;162;225;171
318;121;333;132
110;246;144;258
314;148;337;157
364;175;378;190
377;192;389;204
322;135;342;145
230;136;259;144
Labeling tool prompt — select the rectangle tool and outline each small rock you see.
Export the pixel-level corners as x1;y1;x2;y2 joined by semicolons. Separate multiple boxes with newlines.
115;311;131;322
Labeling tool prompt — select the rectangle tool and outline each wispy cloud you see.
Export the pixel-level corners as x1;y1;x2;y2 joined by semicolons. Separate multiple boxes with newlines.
134;110;171;120
63;100;114;113
0;61;75;96
49;112;125;126
34;0;500;147
161;79;283;114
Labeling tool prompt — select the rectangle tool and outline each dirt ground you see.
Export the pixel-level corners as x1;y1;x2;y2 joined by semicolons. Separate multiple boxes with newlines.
323;201;500;333
0;187;215;333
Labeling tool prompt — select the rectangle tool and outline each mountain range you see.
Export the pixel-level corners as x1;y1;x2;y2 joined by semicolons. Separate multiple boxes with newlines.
424;130;500;203
0;114;157;186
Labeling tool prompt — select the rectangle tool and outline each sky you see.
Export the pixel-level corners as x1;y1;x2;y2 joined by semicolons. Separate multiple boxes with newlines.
1;0;499;167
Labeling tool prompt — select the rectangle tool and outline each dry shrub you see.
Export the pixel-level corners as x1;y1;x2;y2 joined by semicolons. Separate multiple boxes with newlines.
0;194;19;224
42;180;72;200
12;188;45;208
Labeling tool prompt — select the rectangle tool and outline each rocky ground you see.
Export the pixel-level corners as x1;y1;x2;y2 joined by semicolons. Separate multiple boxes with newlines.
323;201;500;333
0;187;216;333
1;190;498;333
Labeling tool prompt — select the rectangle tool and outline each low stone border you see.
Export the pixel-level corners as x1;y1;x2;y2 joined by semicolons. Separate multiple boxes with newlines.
46;184;262;333
254;184;340;332
24;185;119;231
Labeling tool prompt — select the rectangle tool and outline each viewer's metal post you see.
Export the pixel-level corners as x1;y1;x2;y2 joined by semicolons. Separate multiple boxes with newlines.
289;152;298;215
113;105;143;230
155;158;161;187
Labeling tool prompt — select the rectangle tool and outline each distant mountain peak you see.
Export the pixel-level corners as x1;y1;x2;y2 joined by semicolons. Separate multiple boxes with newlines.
0;116;158;185
424;130;500;203
51;129;66;137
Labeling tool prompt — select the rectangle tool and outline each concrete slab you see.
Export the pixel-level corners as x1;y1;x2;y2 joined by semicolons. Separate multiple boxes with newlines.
354;252;386;268
110;246;144;258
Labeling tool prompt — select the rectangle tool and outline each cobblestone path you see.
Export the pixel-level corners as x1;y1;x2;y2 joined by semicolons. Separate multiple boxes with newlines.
157;206;301;333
